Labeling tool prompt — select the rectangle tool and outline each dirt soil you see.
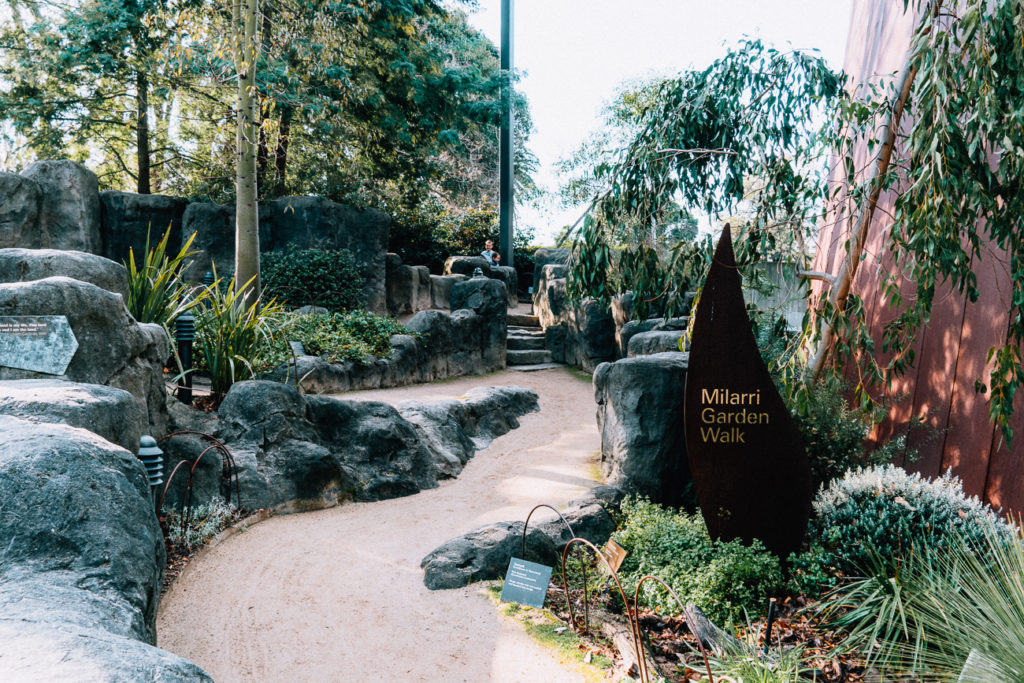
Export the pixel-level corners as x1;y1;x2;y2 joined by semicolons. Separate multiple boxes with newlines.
156;367;602;682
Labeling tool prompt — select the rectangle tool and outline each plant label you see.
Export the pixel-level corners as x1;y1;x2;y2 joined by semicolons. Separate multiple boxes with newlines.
500;557;553;609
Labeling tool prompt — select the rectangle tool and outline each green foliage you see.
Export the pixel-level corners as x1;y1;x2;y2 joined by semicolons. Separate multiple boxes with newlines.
704;638;815;683
611;497;783;624
390;202;498;272
257;311;411;373
194;273;284;399
792;378;911;493
164;499;238;555
261;247;364;312
808;464;1011;577
125;226;205;331
567;39;841;319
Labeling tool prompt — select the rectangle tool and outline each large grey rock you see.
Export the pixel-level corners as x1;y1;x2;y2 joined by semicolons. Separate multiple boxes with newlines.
451;277;507;370
612;292;635;357
530;247;570;291
0;379;146;452
170;381;538;511
0;416;211;680
430;273;467;309
420;486;622;590
180;202;238;281
444;255;493;277
491;265;518;307
565;299;616;372
628;330;687;357
22;160;102;254
0;277;170;435
534;264;569;328
0;172;42;248
0;247;129;299
261;197;390;314
387;262;432;316
593;352;691;505
100;191;189;264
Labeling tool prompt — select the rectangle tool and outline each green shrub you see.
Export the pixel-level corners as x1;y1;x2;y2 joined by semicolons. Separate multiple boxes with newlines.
164;499;238;554
794;379;914;493
194;273;284;399
261;247;364;312
612;497;783;624
809;464;1011;576
257;310;411;372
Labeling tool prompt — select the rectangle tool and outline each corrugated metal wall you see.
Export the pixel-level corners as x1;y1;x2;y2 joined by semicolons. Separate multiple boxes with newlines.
813;0;1023;514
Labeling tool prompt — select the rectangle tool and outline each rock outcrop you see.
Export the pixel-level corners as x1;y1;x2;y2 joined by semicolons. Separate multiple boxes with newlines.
593;352;691;506
0;379;146;453
533;264;615;372
0;416;211;681
0;247;130;299
386;254;432;316
162;381;539;512
628;329;687;356
0;172;42;248
21;160;102;253
443;255;518;307
420;486;624;590
0;276;170;435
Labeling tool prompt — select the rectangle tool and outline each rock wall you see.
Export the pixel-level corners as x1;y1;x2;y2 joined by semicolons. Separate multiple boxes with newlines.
0;160;391;314
162;380;539;512
532;263;616;372
593;352;692;506
0;415;212;680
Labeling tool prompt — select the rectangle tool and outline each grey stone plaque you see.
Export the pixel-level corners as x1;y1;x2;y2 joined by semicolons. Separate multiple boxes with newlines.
500;557;553;608
0;316;79;375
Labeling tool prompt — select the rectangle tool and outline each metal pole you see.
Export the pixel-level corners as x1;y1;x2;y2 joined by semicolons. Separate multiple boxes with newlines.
499;0;514;269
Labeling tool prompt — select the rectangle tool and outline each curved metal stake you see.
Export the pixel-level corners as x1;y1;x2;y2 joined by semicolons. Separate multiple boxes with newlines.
633;575;714;683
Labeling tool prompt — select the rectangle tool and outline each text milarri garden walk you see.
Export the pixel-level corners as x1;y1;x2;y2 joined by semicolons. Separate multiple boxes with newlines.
698;388;769;443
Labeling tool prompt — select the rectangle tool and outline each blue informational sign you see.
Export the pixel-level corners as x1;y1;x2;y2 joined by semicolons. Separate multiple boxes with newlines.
500;557;553;609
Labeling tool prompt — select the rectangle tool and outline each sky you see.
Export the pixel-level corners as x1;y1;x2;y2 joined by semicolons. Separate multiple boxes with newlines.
464;0;854;244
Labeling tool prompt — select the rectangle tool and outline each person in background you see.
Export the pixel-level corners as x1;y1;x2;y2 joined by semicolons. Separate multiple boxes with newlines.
480;239;500;266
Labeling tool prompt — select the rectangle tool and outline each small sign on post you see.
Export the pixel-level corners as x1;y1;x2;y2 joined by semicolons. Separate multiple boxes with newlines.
500;557;553;609
600;539;627;574
0;315;78;375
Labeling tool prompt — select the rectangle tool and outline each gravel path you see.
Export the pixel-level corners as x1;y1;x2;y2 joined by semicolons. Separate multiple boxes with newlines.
156;367;601;682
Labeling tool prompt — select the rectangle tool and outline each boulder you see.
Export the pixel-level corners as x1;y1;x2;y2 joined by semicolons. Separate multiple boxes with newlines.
534;264;569;328
491;265;518;307
451;277;507;370
180;202;237;282
261;197;390;314
612;292;635;357
0;379;146;453
628;330;687;356
420;486;622;590
530;247;570;291
0;172;42;248
171;380;539;511
0;247;130;299
565;299;616;372
386;263;432;316
544;323;568;364
21;160;102;254
0;416;211;680
99;191;189;263
0;277;170;435
430;273;467;309
444;255;493;277
593;352;692;506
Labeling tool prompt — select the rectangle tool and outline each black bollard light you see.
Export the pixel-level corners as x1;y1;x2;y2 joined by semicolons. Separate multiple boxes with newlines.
175;312;196;405
472;266;486;279
202;271;215;287
137;435;164;508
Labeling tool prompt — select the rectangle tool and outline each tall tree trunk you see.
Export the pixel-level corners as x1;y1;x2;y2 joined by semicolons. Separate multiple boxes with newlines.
233;0;261;306
808;0;940;381
255;6;273;195
136;70;151;194
273;104;292;197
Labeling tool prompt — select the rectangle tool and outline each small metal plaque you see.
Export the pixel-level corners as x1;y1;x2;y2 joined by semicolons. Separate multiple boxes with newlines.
0;315;79;375
600;539;627;574
500;557;553;608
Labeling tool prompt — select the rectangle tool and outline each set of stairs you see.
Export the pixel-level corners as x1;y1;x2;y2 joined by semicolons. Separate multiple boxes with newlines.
506;313;557;368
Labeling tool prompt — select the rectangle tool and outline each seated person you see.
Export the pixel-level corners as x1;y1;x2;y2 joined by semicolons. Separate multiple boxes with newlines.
480;239;501;266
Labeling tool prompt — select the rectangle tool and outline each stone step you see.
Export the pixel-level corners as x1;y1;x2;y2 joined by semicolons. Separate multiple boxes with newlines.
507;349;553;365
507;313;540;327
507;326;545;337
507;335;546;351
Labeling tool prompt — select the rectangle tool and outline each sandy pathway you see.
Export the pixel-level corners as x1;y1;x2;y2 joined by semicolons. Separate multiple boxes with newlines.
157;368;601;682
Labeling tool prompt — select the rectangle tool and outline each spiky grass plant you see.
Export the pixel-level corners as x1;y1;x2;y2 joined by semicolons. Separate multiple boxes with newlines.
125;226;204;330
194;271;284;400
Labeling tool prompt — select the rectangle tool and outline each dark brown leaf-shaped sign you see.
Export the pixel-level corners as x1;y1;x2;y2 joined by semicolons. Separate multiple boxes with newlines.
684;226;811;559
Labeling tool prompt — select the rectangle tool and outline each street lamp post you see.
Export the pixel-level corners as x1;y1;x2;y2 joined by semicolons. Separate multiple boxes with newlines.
499;0;514;269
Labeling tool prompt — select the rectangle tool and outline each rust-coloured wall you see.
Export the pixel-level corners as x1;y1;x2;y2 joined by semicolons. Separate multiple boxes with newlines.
813;0;1023;514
